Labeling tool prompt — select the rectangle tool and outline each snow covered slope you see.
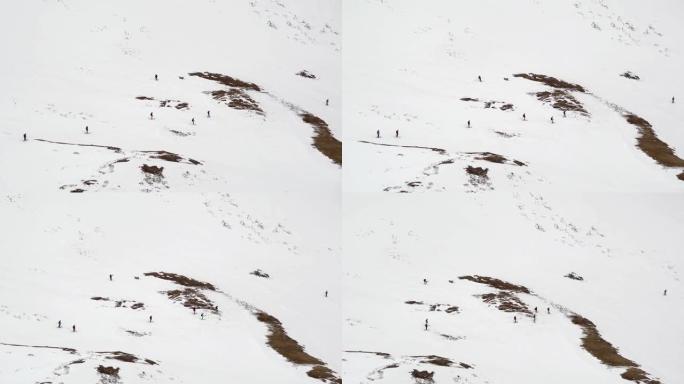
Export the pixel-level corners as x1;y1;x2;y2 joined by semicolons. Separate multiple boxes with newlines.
0;1;340;383
343;1;683;383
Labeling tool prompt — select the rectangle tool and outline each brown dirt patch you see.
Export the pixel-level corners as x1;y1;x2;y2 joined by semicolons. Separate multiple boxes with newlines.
565;272;584;281
624;113;684;168
514;73;586;92
620;71;640;80
500;103;514;111
301;112;342;166
144;272;216;290
460;97;479;102
570;315;636;367
140;164;163;176
296;70;317;79
459;275;531;293
250;269;270;278
480;291;532;315
136;96;154;100
188;72;261;91
307;365;342;384
469;152;526;166
416;355;453;367
70;188;85;193
465;166;488;177
91;297;109;301
97;365;119;377
535;90;589;115
209;89;264;115
255;310;324;365
411;369;434;382
679;171;684;181
166;288;218;313
405;300;424;305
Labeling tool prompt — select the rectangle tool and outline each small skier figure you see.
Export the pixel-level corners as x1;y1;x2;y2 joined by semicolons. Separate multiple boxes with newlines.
207;110;211;118
534;306;538;313
191;117;195;125
523;113;526;121
72;324;76;333
193;307;196;314
325;290;328;298
467;120;471;128
326;99;329;106
109;274;112;281
85;126;89;134
395;129;399;138
550;116;554;124
563;110;567;118
424;318;429;331
533;314;536;323
547;307;550;314
514;316;517;323
664;289;667;296
23;133;27;141
672;96;675;104
201;313;205;320
423;278;428;285
149;315;153;323
478;75;482;82
150;112;154;120
155;74;158;81
376;129;380;138
58;320;62;328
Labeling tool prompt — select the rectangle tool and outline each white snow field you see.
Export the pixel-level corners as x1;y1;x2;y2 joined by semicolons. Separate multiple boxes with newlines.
0;0;340;383
343;1;683;384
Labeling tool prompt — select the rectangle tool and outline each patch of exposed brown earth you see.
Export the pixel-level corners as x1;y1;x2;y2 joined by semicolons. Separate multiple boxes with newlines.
465;166;488;178
569;314;661;383
458;275;531;293
480;291;532;315
255;310;341;383
415;355;454;367
143;150;201;165
535;90;589;115
99;351;156;365
620;71;640;80
209;89;264;115
158;99;189;110
468;152;526;166
250;269;270;278
97;365;120;378
411;369;434;383
301;112;342;166
166;288;218;313
135;96;154;100
624;113;684;168
565;272;584;281
188;72;261;91
514;73;586;92
144;272;216;290
296;70;316;79
140;164;163;176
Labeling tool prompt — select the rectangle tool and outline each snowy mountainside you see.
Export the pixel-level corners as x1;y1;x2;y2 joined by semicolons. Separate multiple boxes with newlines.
0;1;341;383
343;1;683;383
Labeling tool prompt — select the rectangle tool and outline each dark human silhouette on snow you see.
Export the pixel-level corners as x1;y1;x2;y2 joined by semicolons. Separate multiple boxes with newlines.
326;99;329;106
150;112;154;120
155;74;158;81
58;320;61;328
85;126;89;134
550;116;554;124
478;75;482;82
191;117;195;125
395;129;399;138
23;133;27;141
467;120;471;128
523;113;526;121
424;318;429;331
207;110;211;118
72;324;76;332
109;274;112;281
149;315;153;323
376;130;380;138
325;290;328;298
